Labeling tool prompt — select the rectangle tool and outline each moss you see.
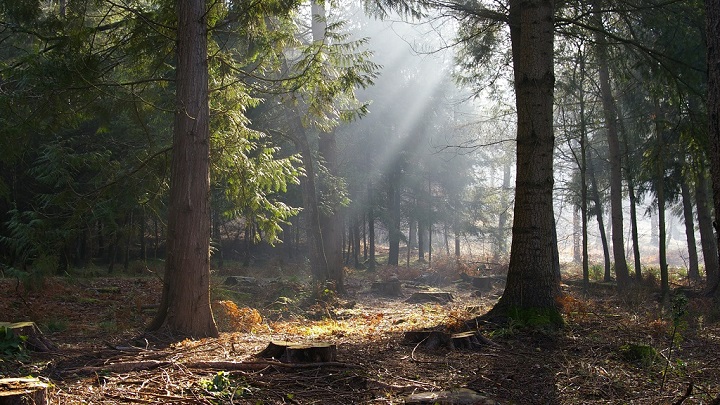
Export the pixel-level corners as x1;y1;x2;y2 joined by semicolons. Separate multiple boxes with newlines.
619;343;657;367
508;306;565;328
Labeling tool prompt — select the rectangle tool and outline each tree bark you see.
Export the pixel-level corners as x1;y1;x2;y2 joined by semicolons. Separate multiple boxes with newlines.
486;0;562;323
696;172;719;288
148;0;217;338
680;174;700;281
588;155;612;282
592;0;629;286
706;0;720;299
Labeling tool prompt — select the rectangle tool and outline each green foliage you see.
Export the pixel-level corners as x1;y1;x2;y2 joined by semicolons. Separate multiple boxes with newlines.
0;326;27;359
619;343;657;368
198;371;253;400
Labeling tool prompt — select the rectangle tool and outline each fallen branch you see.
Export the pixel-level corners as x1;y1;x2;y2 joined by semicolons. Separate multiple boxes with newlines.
185;360;360;370
68;360;170;374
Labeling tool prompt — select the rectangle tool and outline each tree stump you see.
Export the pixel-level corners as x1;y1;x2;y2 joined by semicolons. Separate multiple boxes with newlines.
404;330;492;350
0;378;49;405
371;280;402;296
406;388;500;405
257;341;337;363
0;322;57;352
405;291;454;304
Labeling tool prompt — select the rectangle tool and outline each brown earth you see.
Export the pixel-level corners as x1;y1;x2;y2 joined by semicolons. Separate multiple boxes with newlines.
1;262;719;404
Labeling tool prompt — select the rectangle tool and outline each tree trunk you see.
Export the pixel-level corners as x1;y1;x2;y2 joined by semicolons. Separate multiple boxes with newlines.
627;177;642;280
696;172;719;288
619;114;643;280
654;108;670;301
588;156;612;282
680;175;700;281
387;165;401;266
312;1;344;293
577;54;590;290
368;180;376;271
593;0;629;286
706;0;720;299
486;0;561;323
148;0;217;338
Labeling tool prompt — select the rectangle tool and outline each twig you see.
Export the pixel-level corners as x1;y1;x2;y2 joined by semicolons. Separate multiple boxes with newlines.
671;381;693;405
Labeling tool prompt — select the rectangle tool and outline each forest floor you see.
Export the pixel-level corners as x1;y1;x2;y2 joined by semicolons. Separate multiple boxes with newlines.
1;260;720;404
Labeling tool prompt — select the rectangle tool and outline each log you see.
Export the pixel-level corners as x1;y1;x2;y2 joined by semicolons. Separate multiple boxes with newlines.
404;330;494;350
405;292;454;304
0;322;57;352
257;341;337;363
0;378;49;405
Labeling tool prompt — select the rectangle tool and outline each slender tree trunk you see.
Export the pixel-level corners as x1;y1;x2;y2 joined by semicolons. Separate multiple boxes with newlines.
619;115;642;280
368;180;376;271
680;174;700;281
387;165;401;266
148;0;217;338
588;156;612;282
592;0;629;286
627;178;642;280
654;108;670;300
575;52;590;289
486;0;562;322
697;172;719;288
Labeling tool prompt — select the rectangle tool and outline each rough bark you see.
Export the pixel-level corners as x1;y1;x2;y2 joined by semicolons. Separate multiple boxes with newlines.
707;0;720;299
485;0;562;322
0;378;49;405
148;0;217;338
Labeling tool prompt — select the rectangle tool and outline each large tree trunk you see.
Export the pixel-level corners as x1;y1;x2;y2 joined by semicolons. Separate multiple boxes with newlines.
318;132;345;292
592;0;629;287
707;0;720;300
148;0;217;338
486;0;562;323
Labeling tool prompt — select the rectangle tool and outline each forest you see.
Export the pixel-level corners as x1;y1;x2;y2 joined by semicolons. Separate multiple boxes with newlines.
1;0;720;403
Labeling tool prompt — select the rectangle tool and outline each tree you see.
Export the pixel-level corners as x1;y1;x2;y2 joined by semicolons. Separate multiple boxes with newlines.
707;0;720;298
485;0;562;321
148;0;217;337
591;0;630;286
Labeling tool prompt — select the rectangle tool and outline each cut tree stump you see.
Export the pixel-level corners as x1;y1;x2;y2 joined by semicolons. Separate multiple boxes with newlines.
0;378;49;405
0;322;57;352
404;330;493;350
257;341;337;363
371;279;402;296
406;388;501;405
405;291;454;304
